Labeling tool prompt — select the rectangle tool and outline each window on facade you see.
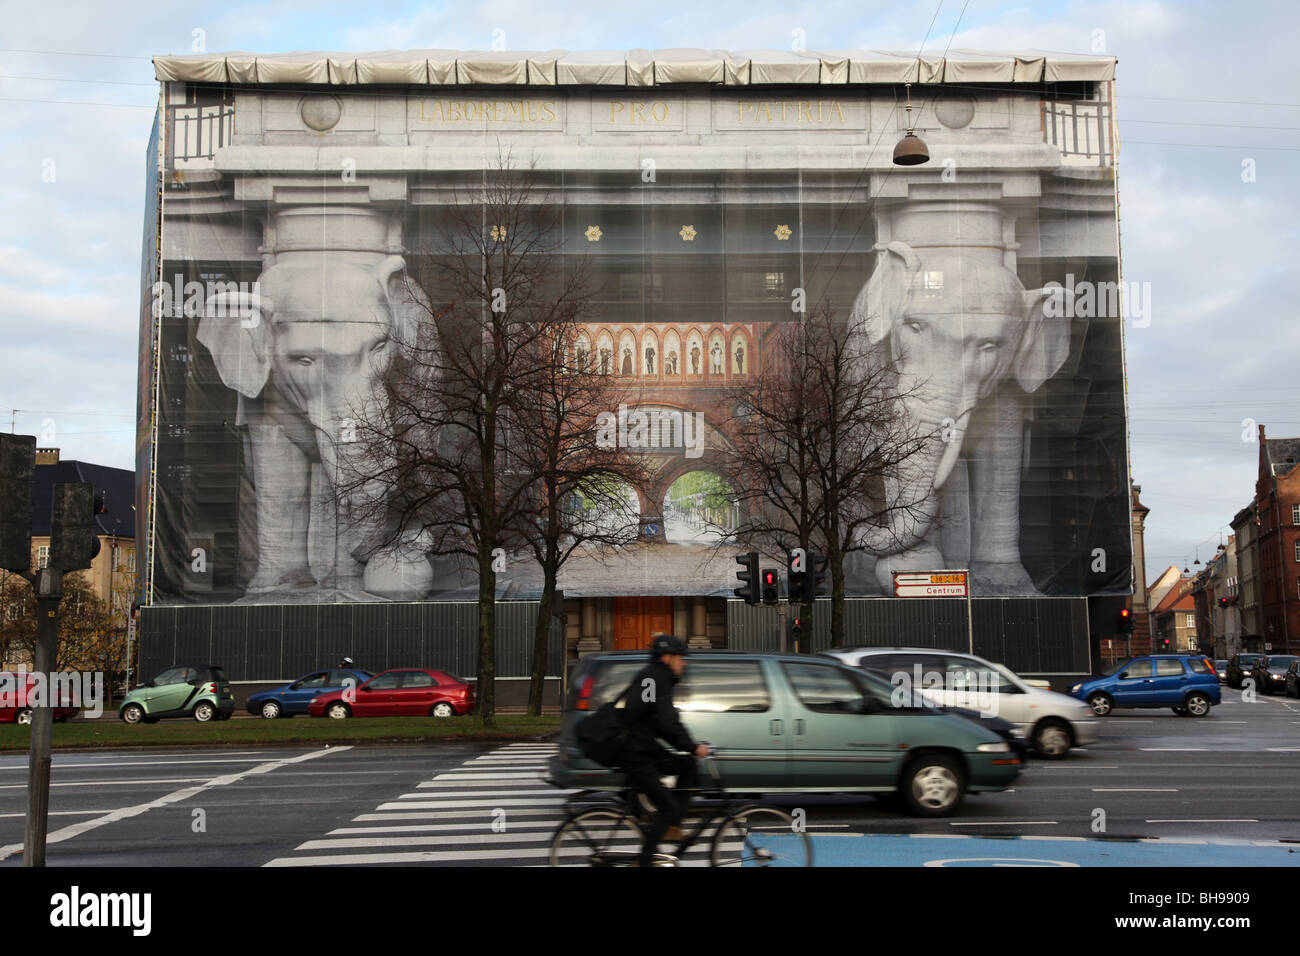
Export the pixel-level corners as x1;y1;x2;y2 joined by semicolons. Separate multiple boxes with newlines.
6;603;22;621
1293;503;1300;525
1294;540;1300;563
36;545;48;570
1296;579;1300;601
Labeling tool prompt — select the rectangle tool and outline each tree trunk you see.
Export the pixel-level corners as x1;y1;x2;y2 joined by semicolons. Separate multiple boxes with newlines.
830;543;846;648
476;545;496;726
527;558;558;716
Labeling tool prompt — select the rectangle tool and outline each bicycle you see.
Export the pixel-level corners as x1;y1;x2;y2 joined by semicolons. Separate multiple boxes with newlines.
548;749;813;867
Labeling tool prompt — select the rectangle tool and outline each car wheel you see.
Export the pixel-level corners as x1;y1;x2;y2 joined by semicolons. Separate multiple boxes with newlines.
900;754;965;818
1171;706;1189;716
1087;693;1113;717
1032;719;1072;759
431;702;455;718
1185;693;1212;717
193;701;216;722
260;700;282;719
15;708;32;726
121;703;144;724
326;702;350;720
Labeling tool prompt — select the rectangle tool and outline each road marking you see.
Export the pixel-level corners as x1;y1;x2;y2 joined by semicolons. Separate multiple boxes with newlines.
0;757;271;772
1091;788;1179;792
376;797;568;811
1139;748;1208;752
299;832;560;850
265;847;553;866
1144;819;1259;823
0;777;208;789
329;822;560;835
398;789;562;800
1266;747;1300;752
428;772;542;781
0;810;115;818
949;821;1058;827
353;808;562;822
0;746;347;862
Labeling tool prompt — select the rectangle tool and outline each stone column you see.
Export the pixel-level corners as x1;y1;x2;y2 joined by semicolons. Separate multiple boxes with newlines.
576;597;602;657
688;597;709;649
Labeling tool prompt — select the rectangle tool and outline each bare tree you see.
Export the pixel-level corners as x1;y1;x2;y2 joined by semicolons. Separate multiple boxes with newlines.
507;325;650;715
721;304;933;646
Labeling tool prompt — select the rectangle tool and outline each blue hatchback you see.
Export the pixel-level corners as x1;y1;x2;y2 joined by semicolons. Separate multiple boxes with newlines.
1069;655;1221;718
247;668;372;719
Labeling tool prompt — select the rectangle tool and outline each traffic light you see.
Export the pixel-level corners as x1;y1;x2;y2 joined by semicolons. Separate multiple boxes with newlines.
50;483;99;571
0;434;36;572
788;549;804;604
1159;636;1171;650
789;614;802;646
761;568;779;606
1118;607;1134;633
787;549;827;606
809;551;827;598
734;551;759;606
1217;597;1229;608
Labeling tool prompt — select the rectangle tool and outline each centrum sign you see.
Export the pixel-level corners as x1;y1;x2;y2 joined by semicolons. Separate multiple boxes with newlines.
893;571;969;597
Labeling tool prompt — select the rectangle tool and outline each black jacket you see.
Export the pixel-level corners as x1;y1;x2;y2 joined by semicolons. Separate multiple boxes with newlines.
621;659;695;756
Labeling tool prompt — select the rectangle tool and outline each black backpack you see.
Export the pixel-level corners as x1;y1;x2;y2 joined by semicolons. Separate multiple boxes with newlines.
575;682;633;768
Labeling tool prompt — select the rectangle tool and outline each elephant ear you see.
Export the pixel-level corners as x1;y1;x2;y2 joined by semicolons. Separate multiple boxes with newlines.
1013;286;1073;393
196;290;273;399
850;241;922;346
375;255;436;353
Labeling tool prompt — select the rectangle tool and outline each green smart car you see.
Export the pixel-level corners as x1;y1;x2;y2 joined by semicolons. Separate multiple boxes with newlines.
119;665;235;723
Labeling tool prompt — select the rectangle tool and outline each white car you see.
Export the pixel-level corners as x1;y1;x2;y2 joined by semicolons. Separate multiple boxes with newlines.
821;647;1100;759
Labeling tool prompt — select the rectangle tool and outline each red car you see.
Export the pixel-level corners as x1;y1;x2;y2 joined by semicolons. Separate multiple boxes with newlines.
0;672;81;725
307;668;475;719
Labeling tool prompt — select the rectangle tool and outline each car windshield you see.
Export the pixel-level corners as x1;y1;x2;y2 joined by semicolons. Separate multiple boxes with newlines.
1238;654;1261;665
1266;656;1299;669
992;663;1029;691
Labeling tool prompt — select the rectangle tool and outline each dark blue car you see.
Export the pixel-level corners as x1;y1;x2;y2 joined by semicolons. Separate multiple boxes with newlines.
1069;655;1221;717
247;669;372;719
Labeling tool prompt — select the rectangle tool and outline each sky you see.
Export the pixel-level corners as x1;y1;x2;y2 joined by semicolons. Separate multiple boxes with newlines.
0;0;1297;590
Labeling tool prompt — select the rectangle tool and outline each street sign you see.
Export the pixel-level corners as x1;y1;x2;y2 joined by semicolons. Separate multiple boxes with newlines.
893;570;969;598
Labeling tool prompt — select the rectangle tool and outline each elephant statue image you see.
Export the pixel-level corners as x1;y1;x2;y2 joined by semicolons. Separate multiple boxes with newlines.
847;240;1072;595
197;251;433;602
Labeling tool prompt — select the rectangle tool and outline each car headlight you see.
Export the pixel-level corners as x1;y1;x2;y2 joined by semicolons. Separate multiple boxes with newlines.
977;742;1011;753
1008;727;1026;738
1070;683;1082;694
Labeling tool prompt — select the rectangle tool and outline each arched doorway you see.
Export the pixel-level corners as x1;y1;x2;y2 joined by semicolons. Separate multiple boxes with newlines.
662;471;739;544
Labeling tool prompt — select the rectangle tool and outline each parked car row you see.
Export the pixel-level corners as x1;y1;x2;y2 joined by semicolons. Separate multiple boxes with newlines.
117;665;474;723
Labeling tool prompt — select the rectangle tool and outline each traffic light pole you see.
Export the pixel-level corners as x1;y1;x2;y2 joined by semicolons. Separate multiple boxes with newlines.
21;568;61;867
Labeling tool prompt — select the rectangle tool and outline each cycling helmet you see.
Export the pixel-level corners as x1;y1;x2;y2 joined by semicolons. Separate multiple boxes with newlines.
339;657;355;668
650;634;688;658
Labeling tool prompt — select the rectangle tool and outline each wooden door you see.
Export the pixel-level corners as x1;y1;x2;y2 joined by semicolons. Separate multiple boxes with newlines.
612;597;676;650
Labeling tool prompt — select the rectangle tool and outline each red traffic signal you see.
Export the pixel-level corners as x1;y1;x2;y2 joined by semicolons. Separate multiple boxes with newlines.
1118;607;1134;633
761;568;778;605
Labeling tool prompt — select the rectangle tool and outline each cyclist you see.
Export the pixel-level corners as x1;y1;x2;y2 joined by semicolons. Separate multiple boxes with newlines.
620;634;712;866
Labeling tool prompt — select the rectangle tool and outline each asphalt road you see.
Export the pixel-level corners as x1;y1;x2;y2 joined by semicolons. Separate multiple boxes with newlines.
1;689;1297;867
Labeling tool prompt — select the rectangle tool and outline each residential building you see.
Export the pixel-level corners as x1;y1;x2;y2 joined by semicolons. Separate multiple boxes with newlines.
1230;500;1261;639
1255;426;1300;654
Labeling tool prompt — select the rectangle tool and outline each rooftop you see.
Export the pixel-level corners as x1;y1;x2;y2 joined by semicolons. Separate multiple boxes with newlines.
153;48;1116;88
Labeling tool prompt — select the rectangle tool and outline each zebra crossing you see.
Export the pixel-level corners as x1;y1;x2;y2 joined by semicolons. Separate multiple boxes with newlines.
263;742;577;866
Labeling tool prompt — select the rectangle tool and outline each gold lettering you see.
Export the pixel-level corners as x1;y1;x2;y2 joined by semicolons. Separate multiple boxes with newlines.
419;99;426;122
631;101;646;123
831;100;845;123
737;102;754;123
506;101;524;122
541;101;556;122
651;101;668;122
760;101;773;122
479;101;492;123
609;101;624;123
799;100;813;123
492;102;502;122
779;101;788;122
448;101;462;121
816;101;823;123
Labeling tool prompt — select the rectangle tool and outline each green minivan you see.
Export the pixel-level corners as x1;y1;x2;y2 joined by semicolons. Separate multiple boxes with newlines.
546;650;1021;817
120;665;234;723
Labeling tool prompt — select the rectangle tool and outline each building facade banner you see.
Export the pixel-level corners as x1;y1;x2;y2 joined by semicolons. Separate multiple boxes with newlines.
139;84;1130;606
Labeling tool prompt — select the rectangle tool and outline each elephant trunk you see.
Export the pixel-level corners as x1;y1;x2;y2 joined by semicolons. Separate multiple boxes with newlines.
858;407;970;555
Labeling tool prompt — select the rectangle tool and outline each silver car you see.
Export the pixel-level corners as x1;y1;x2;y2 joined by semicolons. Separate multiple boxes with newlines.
821;647;1100;759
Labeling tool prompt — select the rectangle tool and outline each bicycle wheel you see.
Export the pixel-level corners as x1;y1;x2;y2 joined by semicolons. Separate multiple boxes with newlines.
549;807;645;867
710;805;813;867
